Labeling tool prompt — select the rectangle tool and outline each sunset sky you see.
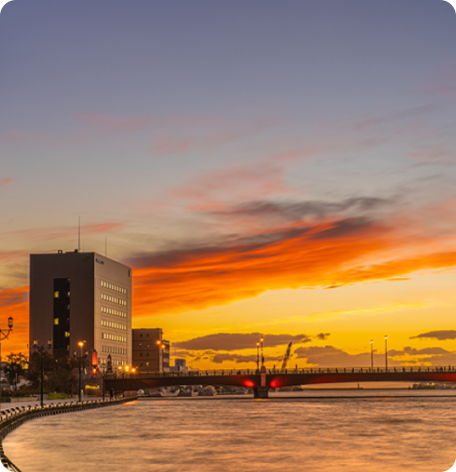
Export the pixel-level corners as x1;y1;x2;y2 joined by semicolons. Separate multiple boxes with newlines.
1;0;456;370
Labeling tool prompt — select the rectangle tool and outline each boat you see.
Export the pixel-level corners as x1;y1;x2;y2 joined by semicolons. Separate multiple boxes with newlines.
199;386;217;396
159;386;181;397
178;385;201;397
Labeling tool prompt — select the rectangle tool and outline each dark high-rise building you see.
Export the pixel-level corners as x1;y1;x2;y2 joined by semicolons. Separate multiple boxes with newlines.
29;250;132;369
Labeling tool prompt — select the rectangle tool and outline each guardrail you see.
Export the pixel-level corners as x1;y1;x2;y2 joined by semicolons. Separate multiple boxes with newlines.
0;397;135;471
105;366;456;378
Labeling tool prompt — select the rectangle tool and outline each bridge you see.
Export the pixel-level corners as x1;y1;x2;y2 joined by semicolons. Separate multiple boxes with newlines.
104;366;456;398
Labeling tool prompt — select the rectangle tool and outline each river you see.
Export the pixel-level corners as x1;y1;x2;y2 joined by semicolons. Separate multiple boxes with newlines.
4;390;456;472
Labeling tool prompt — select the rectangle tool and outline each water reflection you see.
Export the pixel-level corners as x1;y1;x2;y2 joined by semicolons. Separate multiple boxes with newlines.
4;392;456;472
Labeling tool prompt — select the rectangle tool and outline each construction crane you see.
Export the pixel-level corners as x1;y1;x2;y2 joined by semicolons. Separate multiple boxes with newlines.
281;342;293;370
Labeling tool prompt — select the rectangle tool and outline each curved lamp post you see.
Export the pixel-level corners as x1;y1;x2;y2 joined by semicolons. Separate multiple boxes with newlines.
0;317;13;411
33;338;52;407
73;341;88;402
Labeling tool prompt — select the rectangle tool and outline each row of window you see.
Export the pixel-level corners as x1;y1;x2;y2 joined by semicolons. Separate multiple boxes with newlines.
101;280;127;295
101;320;127;331
101;306;127;318
101;332;127;343
101;345;127;355
101;293;127;306
54;291;70;298
99;358;126;366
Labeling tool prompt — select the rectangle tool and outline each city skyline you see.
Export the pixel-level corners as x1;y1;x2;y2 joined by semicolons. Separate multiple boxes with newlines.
1;1;456;370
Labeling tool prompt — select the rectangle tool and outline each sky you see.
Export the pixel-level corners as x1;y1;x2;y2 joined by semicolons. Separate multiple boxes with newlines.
1;0;456;370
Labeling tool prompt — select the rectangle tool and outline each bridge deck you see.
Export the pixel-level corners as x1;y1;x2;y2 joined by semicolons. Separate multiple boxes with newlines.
103;367;456;392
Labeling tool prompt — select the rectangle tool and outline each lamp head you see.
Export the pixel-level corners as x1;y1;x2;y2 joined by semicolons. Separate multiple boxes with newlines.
33;339;37;347
370;340;373;345
73;350;77;357
385;335;388;340
260;337;264;342
7;317;13;329
48;338;52;348
78;341;84;347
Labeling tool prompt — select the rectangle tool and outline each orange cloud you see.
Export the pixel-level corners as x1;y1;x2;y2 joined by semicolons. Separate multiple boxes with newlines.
130;213;452;318
0;178;13;187
0;286;29;357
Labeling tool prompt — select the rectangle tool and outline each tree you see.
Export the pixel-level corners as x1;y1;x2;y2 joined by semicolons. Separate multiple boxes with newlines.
4;353;28;390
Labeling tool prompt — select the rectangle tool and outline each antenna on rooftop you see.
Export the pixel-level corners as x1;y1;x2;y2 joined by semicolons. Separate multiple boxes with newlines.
78;217;81;251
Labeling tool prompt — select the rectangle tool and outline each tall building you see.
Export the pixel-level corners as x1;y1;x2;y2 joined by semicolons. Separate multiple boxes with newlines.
29;250;132;370
132;328;170;372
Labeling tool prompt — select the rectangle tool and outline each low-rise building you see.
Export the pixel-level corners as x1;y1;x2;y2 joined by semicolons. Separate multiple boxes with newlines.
132;328;170;372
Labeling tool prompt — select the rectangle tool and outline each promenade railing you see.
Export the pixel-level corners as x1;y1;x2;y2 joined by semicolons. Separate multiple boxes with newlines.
0;397;135;472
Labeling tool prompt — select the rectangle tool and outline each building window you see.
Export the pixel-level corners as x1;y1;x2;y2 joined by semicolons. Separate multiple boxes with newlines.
54;291;59;298
54;318;59;325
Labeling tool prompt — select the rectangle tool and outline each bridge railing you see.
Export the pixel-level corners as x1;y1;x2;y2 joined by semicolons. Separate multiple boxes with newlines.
104;366;456;379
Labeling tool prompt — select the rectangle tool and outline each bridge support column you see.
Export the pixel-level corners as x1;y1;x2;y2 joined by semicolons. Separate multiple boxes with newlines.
253;387;269;398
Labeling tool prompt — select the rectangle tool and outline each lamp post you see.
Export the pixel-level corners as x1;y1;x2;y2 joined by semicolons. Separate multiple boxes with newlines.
33;338;52;408
101;364;106;401
370;340;374;371
385;335;388;371
260;337;264;369
73;341;88;402
256;342;260;372
0;317;13;411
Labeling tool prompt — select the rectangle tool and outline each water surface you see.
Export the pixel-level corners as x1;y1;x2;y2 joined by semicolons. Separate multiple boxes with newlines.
4;391;456;472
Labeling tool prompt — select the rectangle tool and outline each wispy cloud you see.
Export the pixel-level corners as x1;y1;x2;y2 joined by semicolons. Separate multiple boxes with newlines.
0;178;13;187
0;222;124;243
130;203;456;317
410;330;456;341
295;345;456;368
174;332;315;351
75;113;216;131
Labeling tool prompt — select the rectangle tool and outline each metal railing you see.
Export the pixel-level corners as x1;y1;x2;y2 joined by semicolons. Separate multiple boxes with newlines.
105;366;456;378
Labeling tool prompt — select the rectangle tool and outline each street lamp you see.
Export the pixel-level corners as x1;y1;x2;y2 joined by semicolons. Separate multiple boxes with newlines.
73;341;88;402
370;340;374;371
260;337;264;369
33;338;52;408
0;317;13;411
256;342;260;372
385;335;388;371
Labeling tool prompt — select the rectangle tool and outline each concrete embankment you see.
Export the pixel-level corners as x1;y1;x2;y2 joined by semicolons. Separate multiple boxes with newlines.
0;397;135;472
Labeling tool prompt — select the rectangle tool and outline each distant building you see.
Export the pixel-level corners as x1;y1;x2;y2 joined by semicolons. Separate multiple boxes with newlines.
132;328;170;372
170;358;188;372
29;250;132;370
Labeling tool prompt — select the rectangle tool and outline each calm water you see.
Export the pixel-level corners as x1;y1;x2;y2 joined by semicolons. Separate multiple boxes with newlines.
4;391;456;472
